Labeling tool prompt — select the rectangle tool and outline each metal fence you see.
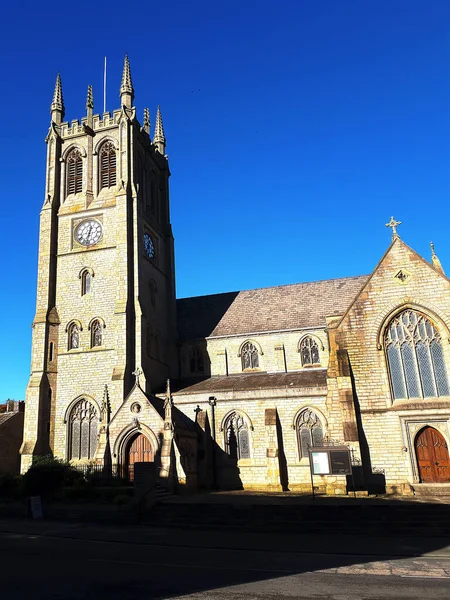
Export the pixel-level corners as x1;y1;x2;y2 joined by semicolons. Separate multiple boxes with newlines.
69;464;134;486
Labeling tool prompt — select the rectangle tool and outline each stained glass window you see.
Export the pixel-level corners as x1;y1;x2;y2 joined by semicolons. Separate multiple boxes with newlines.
225;412;250;460
241;342;259;370
68;323;79;350
300;337;320;366
69;399;98;460
91;320;102;348
67;148;83;194
385;309;450;399
297;409;324;459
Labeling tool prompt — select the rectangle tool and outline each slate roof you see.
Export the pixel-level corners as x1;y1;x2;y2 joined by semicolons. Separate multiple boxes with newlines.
171;370;328;396
176;275;368;341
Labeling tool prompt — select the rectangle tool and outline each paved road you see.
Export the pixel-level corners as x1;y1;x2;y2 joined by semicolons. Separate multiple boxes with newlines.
1;523;450;599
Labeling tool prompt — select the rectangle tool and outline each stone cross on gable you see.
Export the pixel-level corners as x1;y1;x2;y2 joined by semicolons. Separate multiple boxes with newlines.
385;216;402;240
133;367;143;387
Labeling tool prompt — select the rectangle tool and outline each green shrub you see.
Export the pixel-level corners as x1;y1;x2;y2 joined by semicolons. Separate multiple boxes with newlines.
0;473;23;499
23;455;83;498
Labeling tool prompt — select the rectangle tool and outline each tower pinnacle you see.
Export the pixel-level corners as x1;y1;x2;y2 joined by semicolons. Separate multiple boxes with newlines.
153;105;166;154
120;55;134;108
86;84;94;110
50;73;65;123
431;242;445;275
143;107;150;134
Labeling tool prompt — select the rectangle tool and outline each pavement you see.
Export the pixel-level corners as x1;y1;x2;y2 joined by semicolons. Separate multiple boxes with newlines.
1;518;450;599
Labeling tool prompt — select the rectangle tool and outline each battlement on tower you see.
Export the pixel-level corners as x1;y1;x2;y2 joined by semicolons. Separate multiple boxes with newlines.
59;109;124;137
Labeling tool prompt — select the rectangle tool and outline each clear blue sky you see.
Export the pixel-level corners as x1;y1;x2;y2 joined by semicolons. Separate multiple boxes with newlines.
1;1;450;400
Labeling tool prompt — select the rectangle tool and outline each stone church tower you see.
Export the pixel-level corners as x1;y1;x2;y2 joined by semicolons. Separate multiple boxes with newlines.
21;57;177;471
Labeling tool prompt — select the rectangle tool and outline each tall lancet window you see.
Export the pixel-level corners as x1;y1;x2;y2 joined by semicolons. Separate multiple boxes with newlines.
385;309;450;399
90;319;103;348
67;148;83;194
99;141;116;189
68;323;80;350
69;399;98;460
241;342;259;370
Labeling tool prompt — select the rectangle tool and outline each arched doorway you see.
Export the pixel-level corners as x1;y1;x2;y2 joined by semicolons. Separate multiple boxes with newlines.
415;426;450;483
125;433;153;481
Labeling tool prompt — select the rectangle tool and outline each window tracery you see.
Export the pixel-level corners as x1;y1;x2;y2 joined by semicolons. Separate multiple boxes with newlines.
296;409;324;459
224;412;250;460
300;336;320;366
90;319;103;348
68;399;98;460
241;341;259;370
189;347;204;374
385;309;449;399
68;323;80;350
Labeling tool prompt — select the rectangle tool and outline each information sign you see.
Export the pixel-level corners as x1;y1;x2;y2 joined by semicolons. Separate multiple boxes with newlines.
29;496;43;519
330;450;352;475
311;451;330;475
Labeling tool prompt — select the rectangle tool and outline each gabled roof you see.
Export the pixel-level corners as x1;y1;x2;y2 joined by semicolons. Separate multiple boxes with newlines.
176;275;369;340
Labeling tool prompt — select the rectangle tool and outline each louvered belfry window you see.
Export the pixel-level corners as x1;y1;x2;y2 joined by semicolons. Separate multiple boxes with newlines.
67;149;83;194
385;309;450;399
99;141;116;189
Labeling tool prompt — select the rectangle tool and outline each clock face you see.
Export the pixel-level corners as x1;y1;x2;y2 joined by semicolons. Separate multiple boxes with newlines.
75;220;103;247
144;233;155;259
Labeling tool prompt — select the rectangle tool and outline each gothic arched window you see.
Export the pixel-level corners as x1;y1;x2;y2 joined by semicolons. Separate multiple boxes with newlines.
297;409;324;459
68;323;80;350
189;347;204;374
67;148;83;195
69;399;98;460
99;141;116;189
224;412;250;460
81;270;92;296
385;309;450;399
241;342;259;370
300;336;320;366
90;319;103;348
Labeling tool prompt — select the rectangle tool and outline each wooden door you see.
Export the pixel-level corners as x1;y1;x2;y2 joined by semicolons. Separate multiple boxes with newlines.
126;434;153;481
415;427;450;483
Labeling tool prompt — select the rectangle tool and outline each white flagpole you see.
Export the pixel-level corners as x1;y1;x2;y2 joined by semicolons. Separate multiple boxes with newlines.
103;57;107;114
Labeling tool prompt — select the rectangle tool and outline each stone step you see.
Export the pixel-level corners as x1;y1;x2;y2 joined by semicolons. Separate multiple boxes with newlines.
413;484;450;497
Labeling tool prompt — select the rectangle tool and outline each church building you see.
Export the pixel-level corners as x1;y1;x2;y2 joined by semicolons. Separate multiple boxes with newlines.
21;57;450;495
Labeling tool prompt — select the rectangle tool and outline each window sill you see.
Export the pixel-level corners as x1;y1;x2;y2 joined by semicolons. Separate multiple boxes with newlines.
59;347;113;356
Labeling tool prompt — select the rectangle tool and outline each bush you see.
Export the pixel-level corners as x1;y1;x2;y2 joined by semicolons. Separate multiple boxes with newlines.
0;473;23;499
23;455;83;498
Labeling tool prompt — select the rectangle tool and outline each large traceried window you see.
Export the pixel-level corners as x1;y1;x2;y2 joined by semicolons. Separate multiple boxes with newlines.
67;148;83;195
297;409;324;459
300;336;320;366
385;309;450;399
224;412;250;460
99;141;116;189
241;342;259;370
69;399;98;460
